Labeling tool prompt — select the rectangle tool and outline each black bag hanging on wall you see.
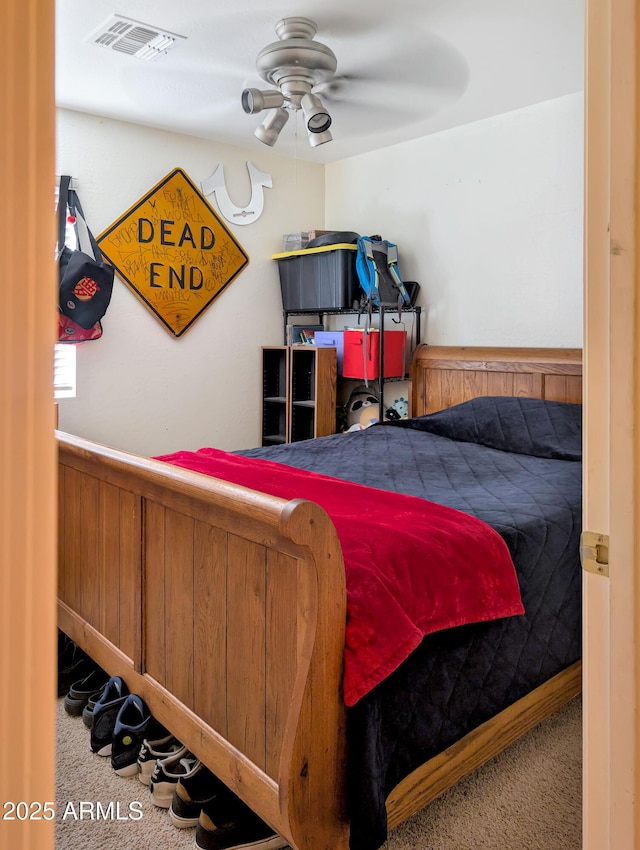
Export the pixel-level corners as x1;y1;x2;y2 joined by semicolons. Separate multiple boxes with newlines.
57;175;114;330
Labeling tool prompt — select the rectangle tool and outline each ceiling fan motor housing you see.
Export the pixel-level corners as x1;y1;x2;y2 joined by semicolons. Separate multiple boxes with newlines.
255;17;337;105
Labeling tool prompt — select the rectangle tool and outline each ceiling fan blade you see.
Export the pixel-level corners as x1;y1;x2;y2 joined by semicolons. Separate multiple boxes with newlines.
319;27;469;110
326;99;422;130
120;63;242;114
317;74;462;116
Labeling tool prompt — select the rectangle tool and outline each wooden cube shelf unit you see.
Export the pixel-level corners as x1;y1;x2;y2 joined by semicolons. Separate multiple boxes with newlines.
261;345;337;445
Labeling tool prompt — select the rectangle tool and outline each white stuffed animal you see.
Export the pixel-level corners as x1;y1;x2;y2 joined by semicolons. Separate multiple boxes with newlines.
344;387;380;431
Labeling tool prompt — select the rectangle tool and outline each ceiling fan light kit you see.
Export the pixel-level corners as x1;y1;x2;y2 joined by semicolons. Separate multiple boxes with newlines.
254;107;290;147
241;88;285;114
301;93;332;134
308;128;333;147
241;17;337;148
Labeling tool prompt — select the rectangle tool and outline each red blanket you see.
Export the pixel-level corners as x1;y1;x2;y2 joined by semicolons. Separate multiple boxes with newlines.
156;448;524;706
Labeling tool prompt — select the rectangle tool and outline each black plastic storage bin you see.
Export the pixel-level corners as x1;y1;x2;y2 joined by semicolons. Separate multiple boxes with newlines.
273;244;360;310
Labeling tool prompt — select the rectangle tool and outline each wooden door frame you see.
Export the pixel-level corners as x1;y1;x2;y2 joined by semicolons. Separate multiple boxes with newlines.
0;0;57;848
584;0;640;847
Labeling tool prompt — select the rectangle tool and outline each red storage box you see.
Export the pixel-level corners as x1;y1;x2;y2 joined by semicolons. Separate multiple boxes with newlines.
342;329;406;379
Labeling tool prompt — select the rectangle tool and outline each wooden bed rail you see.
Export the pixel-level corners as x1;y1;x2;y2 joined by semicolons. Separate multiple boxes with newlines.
57;431;350;850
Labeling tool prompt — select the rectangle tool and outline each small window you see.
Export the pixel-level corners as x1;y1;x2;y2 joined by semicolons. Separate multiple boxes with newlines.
54;344;77;399
54;179;78;400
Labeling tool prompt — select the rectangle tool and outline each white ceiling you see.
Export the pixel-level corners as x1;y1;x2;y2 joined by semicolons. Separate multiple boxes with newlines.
55;0;584;164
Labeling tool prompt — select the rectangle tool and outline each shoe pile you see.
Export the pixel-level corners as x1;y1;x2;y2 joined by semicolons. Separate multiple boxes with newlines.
58;630;288;850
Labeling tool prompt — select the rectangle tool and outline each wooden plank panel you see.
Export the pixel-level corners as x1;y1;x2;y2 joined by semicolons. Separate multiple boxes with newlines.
144;501;166;682
79;474;100;628
545;374;583;403
440;369;467;409
413;368;428;416
58;466;66;601
313;347;337;437
545;374;568;401
565;375;583;403
164;509;194;707
463;370;488;400
486;371;514;396
118;490;141;664
227;535;267;769
63;467;82;614
512;373;542;397
425;370;442;413
265;550;299;780
193;520;228;735
99;481;121;646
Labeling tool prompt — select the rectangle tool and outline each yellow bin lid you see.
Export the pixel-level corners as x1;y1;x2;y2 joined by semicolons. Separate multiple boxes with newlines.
272;243;358;260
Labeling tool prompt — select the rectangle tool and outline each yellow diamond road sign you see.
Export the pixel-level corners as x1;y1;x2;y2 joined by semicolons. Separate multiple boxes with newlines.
98;168;249;337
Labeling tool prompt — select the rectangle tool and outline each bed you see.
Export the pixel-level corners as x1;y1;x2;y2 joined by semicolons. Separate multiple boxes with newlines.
57;344;583;850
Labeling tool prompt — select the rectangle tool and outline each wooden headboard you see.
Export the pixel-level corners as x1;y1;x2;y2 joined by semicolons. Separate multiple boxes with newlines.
410;345;583;417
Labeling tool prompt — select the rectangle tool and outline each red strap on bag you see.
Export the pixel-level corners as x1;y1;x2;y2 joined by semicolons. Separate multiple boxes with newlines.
58;312;102;343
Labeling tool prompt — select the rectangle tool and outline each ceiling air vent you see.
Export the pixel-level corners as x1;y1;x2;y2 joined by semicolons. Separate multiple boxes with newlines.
86;15;186;61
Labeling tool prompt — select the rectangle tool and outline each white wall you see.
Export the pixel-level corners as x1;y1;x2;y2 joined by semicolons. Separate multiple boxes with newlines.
57;94;583;454
56;109;325;455
326;93;584;347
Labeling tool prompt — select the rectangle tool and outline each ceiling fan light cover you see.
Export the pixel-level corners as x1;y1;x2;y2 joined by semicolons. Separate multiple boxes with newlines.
301;92;332;134
254;107;290;146
308;128;333;147
241;88;284;114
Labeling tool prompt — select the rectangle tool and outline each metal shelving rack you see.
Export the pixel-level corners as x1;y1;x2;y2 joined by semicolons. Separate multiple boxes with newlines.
283;305;421;423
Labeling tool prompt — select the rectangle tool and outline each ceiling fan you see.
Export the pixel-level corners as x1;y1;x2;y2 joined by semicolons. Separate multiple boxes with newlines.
240;17;340;148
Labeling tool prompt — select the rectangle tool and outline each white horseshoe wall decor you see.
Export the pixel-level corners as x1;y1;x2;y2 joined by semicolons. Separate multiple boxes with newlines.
201;161;272;226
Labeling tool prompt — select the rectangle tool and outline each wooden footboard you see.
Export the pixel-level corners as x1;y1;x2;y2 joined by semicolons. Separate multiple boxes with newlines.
57;432;349;850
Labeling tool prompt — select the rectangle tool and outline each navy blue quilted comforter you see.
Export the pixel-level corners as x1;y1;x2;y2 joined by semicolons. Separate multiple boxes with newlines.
238;397;582;850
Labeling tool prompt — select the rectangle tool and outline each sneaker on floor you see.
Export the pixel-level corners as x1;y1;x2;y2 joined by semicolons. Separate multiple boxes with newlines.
58;629;73;657
89;676;129;756
82;683;107;729
57;642;96;698
169;761;228;828
111;694;169;778
149;750;197;809
137;733;184;786
57;633;80;671
63;668;109;717
195;798;287;850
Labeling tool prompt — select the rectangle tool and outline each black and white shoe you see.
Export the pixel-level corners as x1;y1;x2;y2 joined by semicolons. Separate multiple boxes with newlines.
195;796;288;850
137;733;184;786
169;761;228;828
149;750;196;808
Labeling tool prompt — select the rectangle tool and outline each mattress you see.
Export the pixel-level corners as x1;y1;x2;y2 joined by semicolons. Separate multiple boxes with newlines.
238;396;583;850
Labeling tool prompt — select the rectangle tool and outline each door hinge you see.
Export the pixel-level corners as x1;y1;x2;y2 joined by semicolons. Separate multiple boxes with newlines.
580;531;610;577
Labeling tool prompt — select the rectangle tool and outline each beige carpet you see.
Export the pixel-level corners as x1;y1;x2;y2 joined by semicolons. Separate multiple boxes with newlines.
56;696;581;850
